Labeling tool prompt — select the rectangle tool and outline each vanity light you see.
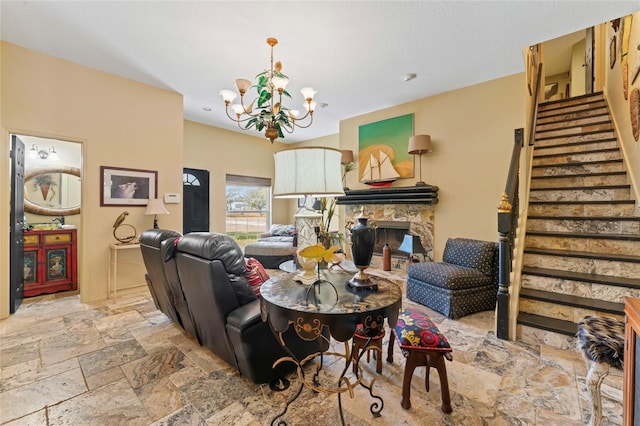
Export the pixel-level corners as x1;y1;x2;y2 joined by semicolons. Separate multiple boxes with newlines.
29;144;59;161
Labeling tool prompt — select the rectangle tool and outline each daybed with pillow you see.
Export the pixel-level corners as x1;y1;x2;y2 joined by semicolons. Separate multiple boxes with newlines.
243;223;297;269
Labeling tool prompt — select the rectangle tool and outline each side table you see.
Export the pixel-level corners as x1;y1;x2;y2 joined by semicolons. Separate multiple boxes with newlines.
108;242;141;298
260;269;402;425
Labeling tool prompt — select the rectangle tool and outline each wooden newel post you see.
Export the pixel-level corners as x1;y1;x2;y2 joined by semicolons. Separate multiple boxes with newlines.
496;192;512;340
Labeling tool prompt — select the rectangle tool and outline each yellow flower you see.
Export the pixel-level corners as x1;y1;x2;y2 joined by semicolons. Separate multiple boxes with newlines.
299;244;340;262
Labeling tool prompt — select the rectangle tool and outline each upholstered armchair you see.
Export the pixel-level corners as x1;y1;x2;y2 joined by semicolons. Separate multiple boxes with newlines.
406;237;498;319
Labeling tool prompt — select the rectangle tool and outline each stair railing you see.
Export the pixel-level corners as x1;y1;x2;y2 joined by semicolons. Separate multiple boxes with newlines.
496;62;542;340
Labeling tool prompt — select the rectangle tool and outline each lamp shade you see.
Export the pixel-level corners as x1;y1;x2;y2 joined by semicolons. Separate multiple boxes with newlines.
273;147;344;198
145;199;169;215
340;150;354;164
408;135;433;155
397;234;426;255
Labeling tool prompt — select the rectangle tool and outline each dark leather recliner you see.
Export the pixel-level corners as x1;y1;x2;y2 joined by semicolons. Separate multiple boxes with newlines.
175;232;327;384
139;229;198;340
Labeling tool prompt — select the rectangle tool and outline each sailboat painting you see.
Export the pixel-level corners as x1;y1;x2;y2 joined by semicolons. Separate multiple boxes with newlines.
358;114;414;186
360;150;400;186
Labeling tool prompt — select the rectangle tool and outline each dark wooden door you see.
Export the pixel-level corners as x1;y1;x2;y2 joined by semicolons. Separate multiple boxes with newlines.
10;135;25;313
183;168;210;233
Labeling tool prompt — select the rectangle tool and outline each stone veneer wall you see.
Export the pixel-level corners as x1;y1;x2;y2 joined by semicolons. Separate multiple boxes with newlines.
344;203;435;270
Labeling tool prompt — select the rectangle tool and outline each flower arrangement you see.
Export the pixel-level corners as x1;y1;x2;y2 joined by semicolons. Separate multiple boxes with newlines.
317;197;342;249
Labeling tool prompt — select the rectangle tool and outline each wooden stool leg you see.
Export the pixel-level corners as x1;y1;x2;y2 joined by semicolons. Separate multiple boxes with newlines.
351;337;363;374
401;350;423;409
585;360;609;426
430;352;452;413
387;329;395;363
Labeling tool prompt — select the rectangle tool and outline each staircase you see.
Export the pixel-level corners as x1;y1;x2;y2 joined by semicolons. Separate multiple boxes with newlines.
516;92;640;349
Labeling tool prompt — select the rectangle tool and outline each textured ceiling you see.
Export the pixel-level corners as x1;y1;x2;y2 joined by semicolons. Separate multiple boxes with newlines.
1;1;638;142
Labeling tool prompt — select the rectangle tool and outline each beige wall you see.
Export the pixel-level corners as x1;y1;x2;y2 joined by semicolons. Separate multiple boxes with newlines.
604;12;640;205
183;120;294;231
340;73;527;259
1;42;184;317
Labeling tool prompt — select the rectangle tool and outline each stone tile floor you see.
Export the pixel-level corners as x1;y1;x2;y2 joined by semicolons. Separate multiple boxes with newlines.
0;282;623;425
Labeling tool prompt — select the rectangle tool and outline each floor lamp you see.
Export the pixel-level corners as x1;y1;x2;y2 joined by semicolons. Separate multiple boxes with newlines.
408;135;432;187
273;147;344;254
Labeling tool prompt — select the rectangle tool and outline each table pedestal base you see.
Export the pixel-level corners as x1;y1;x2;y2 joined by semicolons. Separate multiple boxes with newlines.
270;338;384;426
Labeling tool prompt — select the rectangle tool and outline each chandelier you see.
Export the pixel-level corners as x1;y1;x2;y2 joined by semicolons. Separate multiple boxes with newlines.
220;38;317;143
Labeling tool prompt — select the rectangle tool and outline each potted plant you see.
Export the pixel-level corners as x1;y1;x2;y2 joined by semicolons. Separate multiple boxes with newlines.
317;197;343;250
33;174;57;201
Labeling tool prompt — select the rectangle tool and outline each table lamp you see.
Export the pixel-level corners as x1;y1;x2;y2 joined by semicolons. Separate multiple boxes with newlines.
145;198;169;229
273;147;344;254
408;135;432;187
397;234;427;262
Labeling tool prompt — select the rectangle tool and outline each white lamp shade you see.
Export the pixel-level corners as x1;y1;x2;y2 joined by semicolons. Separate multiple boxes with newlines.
145;199;169;215
273;147;344;198
219;89;237;103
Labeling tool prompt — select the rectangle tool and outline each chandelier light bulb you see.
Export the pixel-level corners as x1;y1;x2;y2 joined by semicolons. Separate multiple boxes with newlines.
230;104;244;116
272;76;289;91
220;90;237;104
235;79;252;94
300;87;317;101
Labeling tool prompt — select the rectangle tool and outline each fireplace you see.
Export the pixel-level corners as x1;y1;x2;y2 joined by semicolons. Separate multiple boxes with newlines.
343;205;434;270
373;221;411;258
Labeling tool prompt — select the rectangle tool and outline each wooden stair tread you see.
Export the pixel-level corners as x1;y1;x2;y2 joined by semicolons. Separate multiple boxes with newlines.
533;137;617;150
532;171;627;179
529;184;630;191
527;215;640;221
526;230;640;241
521;266;640;289
529;199;635;205
533;147;620;159
532;159;623;168
517;313;577;336
519;288;623;315
524;246;640;263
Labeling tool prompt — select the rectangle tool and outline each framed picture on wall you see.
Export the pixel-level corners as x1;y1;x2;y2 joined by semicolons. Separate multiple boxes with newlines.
100;166;157;206
358;113;414;185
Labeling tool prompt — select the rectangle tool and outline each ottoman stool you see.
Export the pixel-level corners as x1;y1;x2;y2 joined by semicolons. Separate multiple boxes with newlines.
387;307;453;412
351;324;385;374
577;315;624;426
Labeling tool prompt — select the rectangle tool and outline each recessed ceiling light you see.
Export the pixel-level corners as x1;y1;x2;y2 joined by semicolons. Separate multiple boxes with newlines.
203;107;212;111
401;73;417;82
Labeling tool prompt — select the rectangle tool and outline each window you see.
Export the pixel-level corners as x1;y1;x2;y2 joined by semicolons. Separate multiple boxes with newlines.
225;174;271;247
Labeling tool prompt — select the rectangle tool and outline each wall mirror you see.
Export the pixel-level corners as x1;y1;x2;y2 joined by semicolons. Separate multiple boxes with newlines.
24;166;81;215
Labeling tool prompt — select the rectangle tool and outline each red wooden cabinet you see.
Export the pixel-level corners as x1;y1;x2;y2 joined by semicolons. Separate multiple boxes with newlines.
23;229;77;297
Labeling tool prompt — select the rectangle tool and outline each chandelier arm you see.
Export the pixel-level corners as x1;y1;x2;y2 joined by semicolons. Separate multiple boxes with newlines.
291;114;314;129
224;106;257;124
238;95;261;118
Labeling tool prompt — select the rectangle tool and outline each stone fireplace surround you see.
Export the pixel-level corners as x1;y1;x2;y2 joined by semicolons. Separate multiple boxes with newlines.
337;186;438;270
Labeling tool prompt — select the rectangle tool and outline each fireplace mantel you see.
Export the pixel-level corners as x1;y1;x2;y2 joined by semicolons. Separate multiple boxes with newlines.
336;185;438;205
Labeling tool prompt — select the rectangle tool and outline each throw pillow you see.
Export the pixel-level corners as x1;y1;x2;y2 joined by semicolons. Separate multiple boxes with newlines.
244;257;270;297
269;224;296;237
